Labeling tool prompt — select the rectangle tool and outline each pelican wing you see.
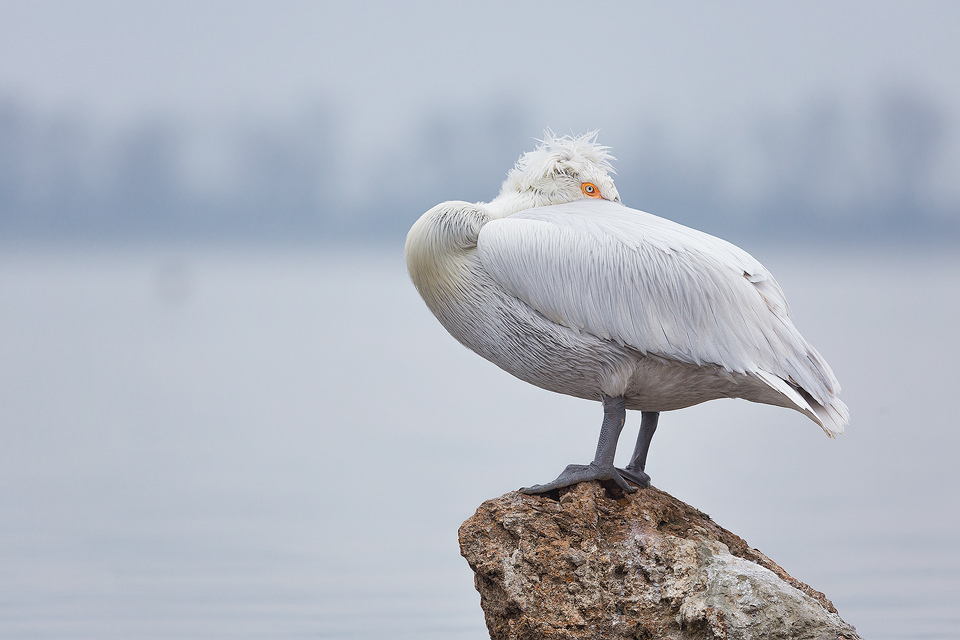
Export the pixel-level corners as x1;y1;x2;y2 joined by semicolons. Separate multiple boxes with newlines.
477;199;842;413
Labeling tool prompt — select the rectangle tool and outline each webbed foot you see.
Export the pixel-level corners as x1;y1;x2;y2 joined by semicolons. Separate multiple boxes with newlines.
520;462;637;495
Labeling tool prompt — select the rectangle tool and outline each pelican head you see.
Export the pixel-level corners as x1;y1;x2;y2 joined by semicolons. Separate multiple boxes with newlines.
488;131;621;217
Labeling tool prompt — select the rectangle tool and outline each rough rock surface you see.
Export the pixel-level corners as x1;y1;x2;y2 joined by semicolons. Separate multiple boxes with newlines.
459;482;859;640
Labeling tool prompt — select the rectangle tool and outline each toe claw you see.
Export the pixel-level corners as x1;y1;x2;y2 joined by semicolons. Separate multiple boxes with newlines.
519;482;549;495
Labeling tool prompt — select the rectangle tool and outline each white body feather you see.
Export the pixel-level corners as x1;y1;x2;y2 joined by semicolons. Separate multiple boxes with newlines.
405;136;848;437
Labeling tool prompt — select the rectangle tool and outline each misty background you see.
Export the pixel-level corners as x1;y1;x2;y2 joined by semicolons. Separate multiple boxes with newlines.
1;1;958;245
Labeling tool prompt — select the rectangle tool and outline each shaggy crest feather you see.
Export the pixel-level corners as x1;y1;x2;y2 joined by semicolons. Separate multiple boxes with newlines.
500;130;616;196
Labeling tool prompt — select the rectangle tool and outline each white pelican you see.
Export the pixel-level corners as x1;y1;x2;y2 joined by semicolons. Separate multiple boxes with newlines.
405;132;848;494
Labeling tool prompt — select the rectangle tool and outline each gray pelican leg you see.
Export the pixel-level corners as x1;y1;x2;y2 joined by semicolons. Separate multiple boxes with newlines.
618;411;659;488
521;395;636;494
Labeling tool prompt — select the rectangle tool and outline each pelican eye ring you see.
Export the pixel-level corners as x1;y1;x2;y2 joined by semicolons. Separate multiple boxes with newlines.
582;182;601;198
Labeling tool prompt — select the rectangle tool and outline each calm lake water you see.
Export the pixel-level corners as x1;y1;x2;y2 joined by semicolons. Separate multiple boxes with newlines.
0;242;958;639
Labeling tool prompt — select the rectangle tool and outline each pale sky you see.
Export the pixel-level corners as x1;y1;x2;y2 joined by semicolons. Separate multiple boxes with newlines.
1;1;957;129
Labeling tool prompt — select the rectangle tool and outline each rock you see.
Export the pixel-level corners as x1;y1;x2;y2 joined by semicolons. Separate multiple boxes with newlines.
459;482;860;640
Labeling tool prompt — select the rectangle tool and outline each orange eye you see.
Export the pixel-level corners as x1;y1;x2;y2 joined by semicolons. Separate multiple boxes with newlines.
581;182;601;198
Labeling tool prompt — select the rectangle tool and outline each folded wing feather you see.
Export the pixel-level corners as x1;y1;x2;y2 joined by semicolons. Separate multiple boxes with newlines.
476;199;842;418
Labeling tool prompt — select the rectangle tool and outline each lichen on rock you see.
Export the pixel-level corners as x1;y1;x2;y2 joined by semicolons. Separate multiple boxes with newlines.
459;482;859;640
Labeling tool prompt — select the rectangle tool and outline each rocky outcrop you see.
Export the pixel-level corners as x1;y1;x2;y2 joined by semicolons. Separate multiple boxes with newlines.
459;482;859;640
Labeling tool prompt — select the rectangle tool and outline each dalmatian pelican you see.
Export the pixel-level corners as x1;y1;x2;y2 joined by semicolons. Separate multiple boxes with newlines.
404;132;848;493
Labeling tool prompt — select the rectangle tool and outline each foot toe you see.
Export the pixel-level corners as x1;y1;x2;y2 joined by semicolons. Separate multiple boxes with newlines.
618;466;651;488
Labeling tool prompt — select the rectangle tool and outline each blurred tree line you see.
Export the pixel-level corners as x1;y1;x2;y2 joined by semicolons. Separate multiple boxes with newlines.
0;88;954;243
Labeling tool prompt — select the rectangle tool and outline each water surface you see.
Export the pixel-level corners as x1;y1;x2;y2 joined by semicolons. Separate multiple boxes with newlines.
0;244;957;638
